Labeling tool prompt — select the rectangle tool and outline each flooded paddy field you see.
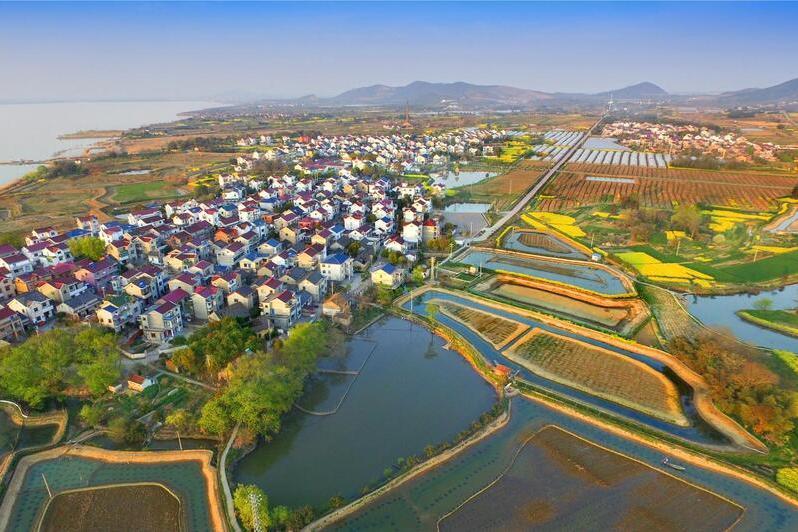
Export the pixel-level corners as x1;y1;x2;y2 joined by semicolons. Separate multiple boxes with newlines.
0;410;59;460
457;248;630;296
39;483;180;532
501;229;588;260
439;425;741;531
0;449;218;531
234;317;497;509
475;274;647;334
406;289;725;445
330;398;796;531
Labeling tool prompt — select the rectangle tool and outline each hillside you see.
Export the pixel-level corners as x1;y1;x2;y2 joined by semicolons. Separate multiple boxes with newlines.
719;77;798;105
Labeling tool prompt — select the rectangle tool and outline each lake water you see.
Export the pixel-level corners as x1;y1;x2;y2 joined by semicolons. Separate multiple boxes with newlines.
233;316;496;508
686;284;798;351
0;100;218;185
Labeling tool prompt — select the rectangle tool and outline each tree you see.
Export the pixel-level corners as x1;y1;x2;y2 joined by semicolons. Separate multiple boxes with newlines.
165;409;195;433
0;231;24;248
328;495;345;510
79;404;104;427
107;417;146;446
753;297;774;311
269;506;291;529
411;266;425;284
233;485;271;531
670;205;703;238
68;236;107;261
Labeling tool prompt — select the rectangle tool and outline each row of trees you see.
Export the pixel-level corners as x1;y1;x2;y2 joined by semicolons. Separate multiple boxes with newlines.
197;321;338;438
0;327;119;408
68;236;107;261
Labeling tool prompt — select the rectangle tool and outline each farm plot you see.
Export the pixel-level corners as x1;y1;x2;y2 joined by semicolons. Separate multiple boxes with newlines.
449;160;548;211
438;302;528;349
504;329;687;425
439;425;742;532
537;164;795;211
39;483;181;532
488;281;629;329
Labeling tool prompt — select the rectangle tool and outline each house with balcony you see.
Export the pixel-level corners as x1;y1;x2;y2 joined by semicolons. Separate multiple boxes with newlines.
96;294;143;333
192;285;224;321
139;300;184;344
320;252;353;282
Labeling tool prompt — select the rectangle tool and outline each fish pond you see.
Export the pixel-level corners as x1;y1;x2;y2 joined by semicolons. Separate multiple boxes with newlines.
456;249;629;296
330;396;796;531
687;283;798;351
233;316;497;509
501;229;588;260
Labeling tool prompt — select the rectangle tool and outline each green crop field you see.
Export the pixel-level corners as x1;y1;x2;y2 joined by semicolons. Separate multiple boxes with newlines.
111;181;180;203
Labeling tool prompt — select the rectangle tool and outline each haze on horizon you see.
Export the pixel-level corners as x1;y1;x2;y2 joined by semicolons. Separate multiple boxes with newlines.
1;1;797;103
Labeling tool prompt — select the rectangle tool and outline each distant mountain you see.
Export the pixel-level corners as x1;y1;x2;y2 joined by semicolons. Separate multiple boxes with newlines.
595;82;668;100
719;77;798;105
323;81;552;107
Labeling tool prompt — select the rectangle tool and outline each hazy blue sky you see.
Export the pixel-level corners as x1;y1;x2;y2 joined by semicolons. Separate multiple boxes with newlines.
1;1;797;102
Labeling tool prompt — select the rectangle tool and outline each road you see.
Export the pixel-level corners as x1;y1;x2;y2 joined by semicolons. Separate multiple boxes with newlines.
469;115;605;244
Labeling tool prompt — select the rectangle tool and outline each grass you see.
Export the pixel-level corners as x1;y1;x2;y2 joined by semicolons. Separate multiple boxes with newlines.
505;328;686;425
776;467;798;493
718;250;798;283
111;180;178;203
737;310;798;337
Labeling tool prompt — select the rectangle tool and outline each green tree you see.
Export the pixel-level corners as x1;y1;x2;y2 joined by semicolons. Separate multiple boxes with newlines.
411;266;425;284
68;236;107;261
670;205;703;238
753;297;774;311
328;495;345;510
79;404;104;427
269;506;291;529
165;409;195;433
233;485;271;531
107;417;146;446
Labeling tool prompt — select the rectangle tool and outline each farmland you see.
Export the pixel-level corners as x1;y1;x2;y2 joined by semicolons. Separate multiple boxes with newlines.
110;180;182;204
537;163;796;211
39;483;181;532
438;426;742;531
438;302;528;349
504;329;686;425
475;274;648;335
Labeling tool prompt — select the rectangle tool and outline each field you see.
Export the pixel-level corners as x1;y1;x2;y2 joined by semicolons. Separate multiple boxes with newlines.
449;160;549;211
538;163;796;211
39;483;181;532
505;329;686;424
438;302;528;349
110;180;181;203
439;425;742;531
476;274;647;335
0;150;231;232
637;284;702;343
615;251;714;287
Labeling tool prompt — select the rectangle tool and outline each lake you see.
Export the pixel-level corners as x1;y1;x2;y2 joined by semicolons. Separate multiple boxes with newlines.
233;316;497;508
0;100;219;185
437;171;497;188
686;284;798;351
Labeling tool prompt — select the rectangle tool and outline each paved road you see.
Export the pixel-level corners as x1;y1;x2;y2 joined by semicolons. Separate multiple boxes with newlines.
469;115;606;244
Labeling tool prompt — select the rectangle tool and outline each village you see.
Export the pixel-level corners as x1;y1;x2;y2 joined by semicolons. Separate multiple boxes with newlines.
601;120;781;163
0;127;510;389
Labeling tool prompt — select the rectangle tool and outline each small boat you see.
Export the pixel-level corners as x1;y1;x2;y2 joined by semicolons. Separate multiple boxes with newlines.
662;457;685;471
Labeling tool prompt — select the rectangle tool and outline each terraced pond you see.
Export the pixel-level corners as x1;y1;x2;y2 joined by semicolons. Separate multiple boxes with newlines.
502;229;588;260
234;316;497;509
457;249;629;296
407;289;725;445
330;397;797;531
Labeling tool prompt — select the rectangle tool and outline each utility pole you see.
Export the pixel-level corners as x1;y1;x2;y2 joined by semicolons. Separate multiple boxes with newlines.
177;430;183;451
675;238;682;257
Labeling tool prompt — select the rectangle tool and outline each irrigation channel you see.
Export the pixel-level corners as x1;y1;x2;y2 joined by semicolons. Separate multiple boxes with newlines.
233;316;497;509
403;289;733;447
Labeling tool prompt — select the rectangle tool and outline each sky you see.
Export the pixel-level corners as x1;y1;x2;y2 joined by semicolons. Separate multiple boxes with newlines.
1;1;797;103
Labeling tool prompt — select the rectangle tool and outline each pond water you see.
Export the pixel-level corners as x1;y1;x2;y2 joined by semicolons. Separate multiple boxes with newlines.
117;169;152;176
233;316;497;509
439;171;497;188
5;455;213;531
502;230;588;260
332;396;798;531
686;284;798;352
443;203;491;214
0;410;58;458
406;290;725;446
458;249;628;296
